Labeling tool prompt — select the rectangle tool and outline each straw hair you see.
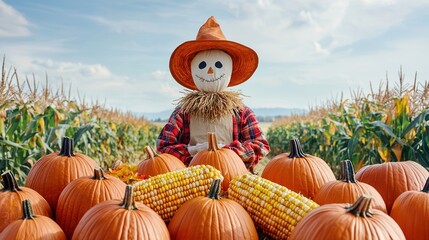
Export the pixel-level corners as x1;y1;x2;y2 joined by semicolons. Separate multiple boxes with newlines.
177;90;244;122
169;16;258;90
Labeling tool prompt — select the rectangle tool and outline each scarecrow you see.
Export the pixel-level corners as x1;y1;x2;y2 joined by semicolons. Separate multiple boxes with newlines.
157;16;270;172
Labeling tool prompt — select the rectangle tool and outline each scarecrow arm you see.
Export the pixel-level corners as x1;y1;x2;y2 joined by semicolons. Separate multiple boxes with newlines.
225;107;270;170
156;108;193;165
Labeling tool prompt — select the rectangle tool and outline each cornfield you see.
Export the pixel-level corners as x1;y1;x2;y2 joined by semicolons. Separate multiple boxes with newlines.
0;59;160;185
267;69;429;174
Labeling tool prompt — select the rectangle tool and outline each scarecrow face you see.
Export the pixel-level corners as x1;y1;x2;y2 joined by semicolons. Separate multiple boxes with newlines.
191;49;233;92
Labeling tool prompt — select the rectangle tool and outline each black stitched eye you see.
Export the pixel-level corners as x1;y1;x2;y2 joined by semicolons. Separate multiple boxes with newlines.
198;61;207;69
215;61;223;68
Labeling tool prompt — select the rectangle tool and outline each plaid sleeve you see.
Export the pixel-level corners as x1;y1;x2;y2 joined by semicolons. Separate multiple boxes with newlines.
156;108;192;164
225;106;270;169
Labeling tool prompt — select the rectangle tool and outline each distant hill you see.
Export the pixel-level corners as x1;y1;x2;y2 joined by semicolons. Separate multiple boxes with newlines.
137;107;306;122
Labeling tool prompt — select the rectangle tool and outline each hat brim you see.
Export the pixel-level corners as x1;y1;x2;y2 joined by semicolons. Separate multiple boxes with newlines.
169;40;258;90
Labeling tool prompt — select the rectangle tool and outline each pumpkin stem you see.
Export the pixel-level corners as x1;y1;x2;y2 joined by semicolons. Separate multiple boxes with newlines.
92;168;107;180
288;138;306;158
145;146;157;159
207;179;221;200
120;185;137;210
22;199;36;219
422;177;429;193
59;137;75;156
340;160;356;183
207;132;219;151
346;194;373;217
1;170;21;192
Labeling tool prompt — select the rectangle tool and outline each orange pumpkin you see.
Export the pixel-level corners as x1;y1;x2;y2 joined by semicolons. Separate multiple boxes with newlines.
189;132;248;191
313;160;387;213
355;161;429;213
25;137;98;215
390;177;429;239
72;185;169;240
56;168;126;239
289;195;405;240
261;138;336;199
137;145;186;177
0;199;66;240
0;171;52;232
168;178;258;240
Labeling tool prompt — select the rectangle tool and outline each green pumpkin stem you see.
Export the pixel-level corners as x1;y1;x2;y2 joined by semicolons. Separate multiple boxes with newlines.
92;168;107;180
340;160;357;183
22;199;36;219
288;139;306;158
120;185;137;210
145;146;157;159
207;179;221;199
59;137;75;156
346;194;373;217
207;132;219;151
422;177;429;193
1;170;21;192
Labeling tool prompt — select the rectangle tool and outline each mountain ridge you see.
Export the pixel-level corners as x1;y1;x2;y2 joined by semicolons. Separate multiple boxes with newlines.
137;107;306;122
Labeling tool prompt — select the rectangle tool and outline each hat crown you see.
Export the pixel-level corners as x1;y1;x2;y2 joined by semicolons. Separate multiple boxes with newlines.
196;16;226;41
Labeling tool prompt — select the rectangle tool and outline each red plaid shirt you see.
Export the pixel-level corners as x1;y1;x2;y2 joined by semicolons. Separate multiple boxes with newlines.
156;106;270;169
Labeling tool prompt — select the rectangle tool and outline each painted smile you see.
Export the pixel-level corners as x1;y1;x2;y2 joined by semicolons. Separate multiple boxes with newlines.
194;73;225;83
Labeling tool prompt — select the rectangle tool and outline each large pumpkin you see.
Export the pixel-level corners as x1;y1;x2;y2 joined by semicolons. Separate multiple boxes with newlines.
261;138;336;199
56;168;126;239
25;137;98;215
137;145;186;177
0;199;66;240
0;171;52;232
72;185;169;240
390;177;429;240
289;195;405;240
313;160;387;213
355;160;429;213
168;178;258;240
189;132;248;191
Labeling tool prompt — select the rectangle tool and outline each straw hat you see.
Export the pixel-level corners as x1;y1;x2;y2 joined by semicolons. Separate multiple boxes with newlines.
169;16;258;90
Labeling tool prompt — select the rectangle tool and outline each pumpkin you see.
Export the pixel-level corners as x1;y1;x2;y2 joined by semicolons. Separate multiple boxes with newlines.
72;185;169;240
390;177;429;239
25;137;98;215
0;199;66;240
0;171;52;232
313;160;387;213
261;138;336;199
56;168;126;239
168;178;258;240
189;132;248;191
137;145;186;177
355;160;429;213
289;195;405;240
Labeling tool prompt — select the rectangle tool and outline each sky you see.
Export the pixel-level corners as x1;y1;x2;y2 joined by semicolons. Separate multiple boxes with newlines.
1;0;429;114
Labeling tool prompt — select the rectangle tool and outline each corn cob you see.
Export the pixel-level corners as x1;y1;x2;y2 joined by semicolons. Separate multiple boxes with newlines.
133;165;223;222
228;174;319;239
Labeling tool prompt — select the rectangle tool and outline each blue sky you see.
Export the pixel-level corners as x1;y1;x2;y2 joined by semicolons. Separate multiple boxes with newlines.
1;0;429;113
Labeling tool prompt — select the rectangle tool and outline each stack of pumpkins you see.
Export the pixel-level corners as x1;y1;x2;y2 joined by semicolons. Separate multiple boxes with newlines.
1;135;428;240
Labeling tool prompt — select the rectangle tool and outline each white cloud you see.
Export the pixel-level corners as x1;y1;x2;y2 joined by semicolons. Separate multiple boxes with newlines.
0;0;30;37
32;59;112;79
214;0;429;63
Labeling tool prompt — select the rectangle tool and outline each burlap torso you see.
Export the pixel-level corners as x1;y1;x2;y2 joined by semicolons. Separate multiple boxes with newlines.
189;114;233;146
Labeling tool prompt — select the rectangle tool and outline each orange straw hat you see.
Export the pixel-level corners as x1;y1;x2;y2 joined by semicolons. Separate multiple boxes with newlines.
169;16;258;90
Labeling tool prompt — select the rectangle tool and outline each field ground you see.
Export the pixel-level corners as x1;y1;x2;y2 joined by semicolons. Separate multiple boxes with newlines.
151;121;274;174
